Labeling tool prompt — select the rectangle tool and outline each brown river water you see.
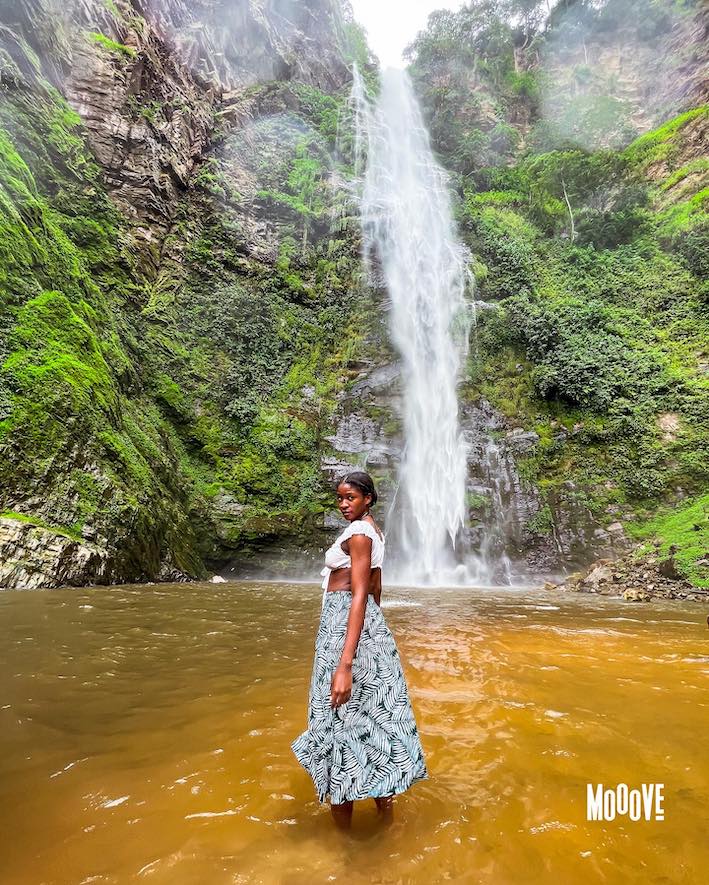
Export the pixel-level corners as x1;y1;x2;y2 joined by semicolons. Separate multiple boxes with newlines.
0;581;707;884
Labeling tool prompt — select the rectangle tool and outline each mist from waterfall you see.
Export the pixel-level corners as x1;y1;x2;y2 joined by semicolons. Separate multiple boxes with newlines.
351;66;498;587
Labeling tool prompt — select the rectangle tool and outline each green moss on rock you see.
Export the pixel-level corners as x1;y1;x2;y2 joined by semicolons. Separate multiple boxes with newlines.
88;31;137;59
629;495;709;588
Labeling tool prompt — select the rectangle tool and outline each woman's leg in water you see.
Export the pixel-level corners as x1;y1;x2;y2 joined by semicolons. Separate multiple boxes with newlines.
330;800;353;830
374;794;394;824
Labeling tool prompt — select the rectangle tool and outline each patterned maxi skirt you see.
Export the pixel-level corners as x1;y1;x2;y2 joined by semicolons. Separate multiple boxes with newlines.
291;590;429;804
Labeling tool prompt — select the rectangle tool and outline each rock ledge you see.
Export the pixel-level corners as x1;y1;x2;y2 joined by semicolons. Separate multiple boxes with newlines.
545;546;709;603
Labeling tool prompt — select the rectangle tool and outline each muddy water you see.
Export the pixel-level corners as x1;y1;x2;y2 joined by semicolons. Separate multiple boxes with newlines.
0;582;707;884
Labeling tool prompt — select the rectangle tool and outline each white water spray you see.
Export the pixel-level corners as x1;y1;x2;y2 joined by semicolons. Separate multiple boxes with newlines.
351;66;486;586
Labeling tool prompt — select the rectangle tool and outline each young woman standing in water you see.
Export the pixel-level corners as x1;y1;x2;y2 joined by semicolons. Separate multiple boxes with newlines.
292;471;428;829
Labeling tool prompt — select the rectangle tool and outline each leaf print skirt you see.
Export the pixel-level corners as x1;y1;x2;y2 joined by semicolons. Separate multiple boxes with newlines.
291;591;429;804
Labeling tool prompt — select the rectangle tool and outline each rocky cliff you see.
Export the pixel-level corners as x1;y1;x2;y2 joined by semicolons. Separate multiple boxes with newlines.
403;0;708;591
0;0;370;588
2;0;351;275
1;0;706;591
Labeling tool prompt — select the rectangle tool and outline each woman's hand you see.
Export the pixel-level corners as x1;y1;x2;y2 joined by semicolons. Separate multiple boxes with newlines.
330;663;353;708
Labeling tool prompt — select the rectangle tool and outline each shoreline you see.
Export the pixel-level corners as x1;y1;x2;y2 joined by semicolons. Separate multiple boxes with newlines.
546;546;709;604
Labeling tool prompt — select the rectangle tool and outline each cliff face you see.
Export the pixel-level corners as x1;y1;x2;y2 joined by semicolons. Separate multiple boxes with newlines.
407;0;709;170
0;0;366;588
134;0;351;92
1;0;350;275
538;0;709;150
402;0;708;589
1;1;705;591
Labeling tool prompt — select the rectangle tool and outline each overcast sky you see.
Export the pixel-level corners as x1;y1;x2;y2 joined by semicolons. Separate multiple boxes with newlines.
350;0;466;69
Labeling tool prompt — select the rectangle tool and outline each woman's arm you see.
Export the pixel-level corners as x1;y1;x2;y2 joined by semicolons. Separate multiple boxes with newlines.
330;532;372;708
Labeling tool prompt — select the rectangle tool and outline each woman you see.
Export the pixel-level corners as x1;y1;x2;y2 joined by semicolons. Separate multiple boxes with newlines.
291;471;428;829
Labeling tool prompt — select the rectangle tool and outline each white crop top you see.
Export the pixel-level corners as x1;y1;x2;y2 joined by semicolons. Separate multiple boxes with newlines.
320;519;386;591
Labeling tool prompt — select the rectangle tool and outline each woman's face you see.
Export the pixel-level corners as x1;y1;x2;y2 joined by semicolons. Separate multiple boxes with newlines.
336;483;371;521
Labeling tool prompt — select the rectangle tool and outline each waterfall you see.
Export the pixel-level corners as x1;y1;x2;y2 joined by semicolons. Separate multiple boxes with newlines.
351;66;496;587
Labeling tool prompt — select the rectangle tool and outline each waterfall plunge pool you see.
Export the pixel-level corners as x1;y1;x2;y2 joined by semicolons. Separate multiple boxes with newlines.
0;581;707;883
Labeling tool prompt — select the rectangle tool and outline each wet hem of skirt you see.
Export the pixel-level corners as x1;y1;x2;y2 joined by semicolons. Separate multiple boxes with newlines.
291;741;430;805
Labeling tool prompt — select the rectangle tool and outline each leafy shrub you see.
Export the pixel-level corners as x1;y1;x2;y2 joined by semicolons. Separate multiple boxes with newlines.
672;221;709;279
461;204;538;297
505;293;670;412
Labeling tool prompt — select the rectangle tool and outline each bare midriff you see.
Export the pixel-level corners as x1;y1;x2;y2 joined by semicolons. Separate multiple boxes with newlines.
326;566;382;597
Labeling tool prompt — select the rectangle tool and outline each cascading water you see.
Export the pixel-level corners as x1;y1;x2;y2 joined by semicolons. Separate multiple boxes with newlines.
351;66;501;587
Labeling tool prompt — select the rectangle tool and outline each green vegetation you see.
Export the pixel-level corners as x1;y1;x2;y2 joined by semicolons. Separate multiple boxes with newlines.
0;510;84;542
88;31;137;59
290;85;341;148
257;139;329;249
404;0;708;585
160;134;366;544
336;10;378;91
624;107;708;171
459;111;708;584
629;495;709;588
406;0;699;172
139;100;164;124
0;24;376;578
1;0;706;590
0;78;214;577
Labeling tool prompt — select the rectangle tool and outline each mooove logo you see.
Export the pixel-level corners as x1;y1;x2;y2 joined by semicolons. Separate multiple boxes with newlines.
587;783;665;821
